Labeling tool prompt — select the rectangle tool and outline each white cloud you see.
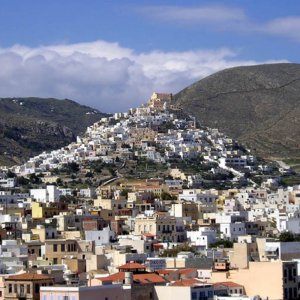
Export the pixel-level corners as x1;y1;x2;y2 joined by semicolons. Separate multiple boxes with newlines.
139;5;246;25
137;4;300;43
0;40;287;112
263;17;300;41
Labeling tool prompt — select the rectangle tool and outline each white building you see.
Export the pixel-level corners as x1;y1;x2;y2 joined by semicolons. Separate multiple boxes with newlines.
187;227;217;248
85;227;115;246
30;185;60;203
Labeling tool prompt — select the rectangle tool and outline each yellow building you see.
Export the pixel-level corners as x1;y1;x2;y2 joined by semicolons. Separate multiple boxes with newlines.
4;273;53;300
31;202;67;219
148;92;173;110
169;168;187;180
134;213;184;243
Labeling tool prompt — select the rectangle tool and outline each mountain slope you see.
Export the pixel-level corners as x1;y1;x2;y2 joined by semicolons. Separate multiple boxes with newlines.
0;98;108;166
174;63;300;160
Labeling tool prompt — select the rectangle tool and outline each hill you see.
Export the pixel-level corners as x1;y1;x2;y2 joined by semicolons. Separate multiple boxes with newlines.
174;63;300;160
0;97;108;166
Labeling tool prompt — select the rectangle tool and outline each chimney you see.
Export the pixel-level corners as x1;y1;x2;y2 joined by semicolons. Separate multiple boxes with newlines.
124;272;133;286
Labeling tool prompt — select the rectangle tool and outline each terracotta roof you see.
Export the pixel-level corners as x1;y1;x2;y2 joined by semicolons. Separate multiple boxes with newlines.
118;262;146;270
134;273;166;284
100;272;125;282
178;268;197;275
171;279;207;287
7;273;52;281
213;281;244;288
100;272;166;284
143;233;156;237
156;270;176;275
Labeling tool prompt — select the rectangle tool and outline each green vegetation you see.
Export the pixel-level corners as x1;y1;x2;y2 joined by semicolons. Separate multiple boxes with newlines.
209;240;234;248
120;189;130;197
61;162;80;174
283;158;300;173
89;160;107;173
129;158;168;179
161;191;177;201
169;155;217;175
281;175;300;186
279;231;300;242
159;243;197;257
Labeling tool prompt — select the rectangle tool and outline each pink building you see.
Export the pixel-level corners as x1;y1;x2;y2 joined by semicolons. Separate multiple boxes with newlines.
40;284;131;300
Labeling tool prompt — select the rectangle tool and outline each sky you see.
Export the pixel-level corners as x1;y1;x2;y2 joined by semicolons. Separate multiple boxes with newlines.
0;1;299;112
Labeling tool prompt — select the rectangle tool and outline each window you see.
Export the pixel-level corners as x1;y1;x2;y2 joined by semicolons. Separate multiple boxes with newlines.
53;244;58;252
71;296;76;300
61;244;65;252
35;284;40;293
63;296;69;300
8;284;12;293
14;284;17;293
27;284;30;294
43;296;47;300
20;284;25;295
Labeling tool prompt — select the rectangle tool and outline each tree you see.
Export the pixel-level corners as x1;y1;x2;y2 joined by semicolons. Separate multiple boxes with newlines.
161;191;176;200
56;178;63;186
120;189;129;198
210;240;234;248
62;162;80;174
109;168;116;177
90;160;104;173
16;176;30;186
121;143;131;148
159;243;197;257
6;170;16;178
29;173;42;184
279;231;295;242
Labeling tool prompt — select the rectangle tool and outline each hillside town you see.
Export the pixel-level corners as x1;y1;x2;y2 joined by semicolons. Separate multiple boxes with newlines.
0;93;299;300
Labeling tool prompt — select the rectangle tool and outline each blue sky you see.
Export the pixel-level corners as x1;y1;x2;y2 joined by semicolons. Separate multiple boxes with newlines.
0;0;299;112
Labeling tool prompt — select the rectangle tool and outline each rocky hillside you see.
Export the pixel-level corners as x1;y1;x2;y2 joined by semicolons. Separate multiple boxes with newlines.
175;63;300;160
0;98;108;166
